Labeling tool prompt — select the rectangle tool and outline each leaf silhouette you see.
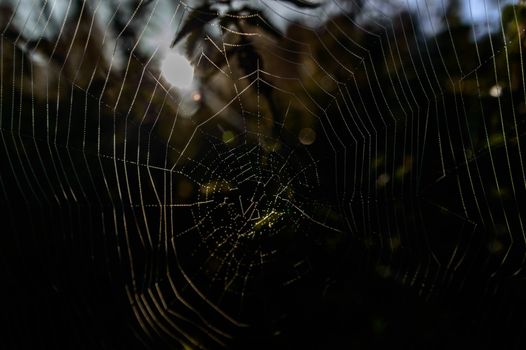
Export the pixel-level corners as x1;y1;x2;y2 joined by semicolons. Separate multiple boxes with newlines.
171;4;218;48
281;0;323;8
223;7;282;39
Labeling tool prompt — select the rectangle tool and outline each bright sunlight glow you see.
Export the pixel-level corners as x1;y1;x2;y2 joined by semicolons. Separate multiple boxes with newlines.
160;51;194;90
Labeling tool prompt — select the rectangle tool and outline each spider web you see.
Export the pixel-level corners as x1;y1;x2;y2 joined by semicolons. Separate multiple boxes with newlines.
2;0;526;348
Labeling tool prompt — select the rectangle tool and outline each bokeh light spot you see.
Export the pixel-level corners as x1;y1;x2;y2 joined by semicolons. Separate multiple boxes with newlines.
160;51;194;89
